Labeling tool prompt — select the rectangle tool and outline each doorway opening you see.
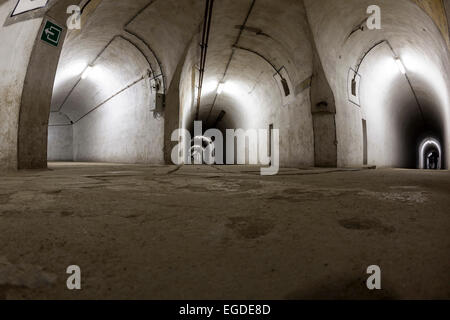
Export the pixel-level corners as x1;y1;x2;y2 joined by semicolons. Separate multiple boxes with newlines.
419;138;442;170
362;119;368;165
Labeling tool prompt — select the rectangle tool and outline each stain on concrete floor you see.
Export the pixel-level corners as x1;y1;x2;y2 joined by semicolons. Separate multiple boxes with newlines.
226;216;275;239
339;218;396;235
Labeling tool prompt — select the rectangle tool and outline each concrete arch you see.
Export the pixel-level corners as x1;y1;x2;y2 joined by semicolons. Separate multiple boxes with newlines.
8;0;205;168
304;0;450;168
180;0;317;168
419;137;442;169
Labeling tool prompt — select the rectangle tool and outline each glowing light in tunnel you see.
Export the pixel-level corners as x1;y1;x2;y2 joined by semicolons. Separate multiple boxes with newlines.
419;138;442;169
202;80;219;96
221;81;241;95
401;51;448;104
395;57;406;74
217;82;225;95
66;61;88;78
401;50;450;155
53;61;88;86
81;64;121;94
368;56;399;82
81;65;94;79
201;81;227;96
401;52;420;74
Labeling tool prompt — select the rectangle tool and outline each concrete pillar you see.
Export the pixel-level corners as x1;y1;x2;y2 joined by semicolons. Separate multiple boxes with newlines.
164;49;190;164
0;0;73;171
0;2;43;171
310;43;337;167
18;15;67;169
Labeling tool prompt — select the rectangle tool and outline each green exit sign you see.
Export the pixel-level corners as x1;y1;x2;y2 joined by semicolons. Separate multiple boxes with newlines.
41;20;63;47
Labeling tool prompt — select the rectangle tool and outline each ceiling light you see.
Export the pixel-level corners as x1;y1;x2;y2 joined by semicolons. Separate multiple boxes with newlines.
395;58;406;74
81;65;93;79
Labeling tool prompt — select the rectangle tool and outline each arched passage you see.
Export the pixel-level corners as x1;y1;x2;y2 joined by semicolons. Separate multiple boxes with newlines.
179;0;317;168
304;0;450;169
46;0;206;165
419;137;442;169
357;41;447;168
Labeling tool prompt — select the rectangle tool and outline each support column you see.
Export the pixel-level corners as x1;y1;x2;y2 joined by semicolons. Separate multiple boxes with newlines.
18;15;67;169
310;47;337;167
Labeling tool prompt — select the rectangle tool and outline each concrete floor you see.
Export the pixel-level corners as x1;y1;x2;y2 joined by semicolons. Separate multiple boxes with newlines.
0;163;449;300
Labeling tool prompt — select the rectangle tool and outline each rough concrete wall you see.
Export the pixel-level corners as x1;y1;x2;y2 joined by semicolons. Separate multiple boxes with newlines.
412;0;450;48
73;81;164;164
204;51;314;168
277;91;315;168
47;112;72;161
312;114;337;167
246;59;314;168
48;125;73;161
0;1;42;171
65;37;164;164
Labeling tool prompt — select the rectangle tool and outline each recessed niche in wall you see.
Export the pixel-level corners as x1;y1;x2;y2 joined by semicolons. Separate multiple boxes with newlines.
274;67;294;106
348;68;361;106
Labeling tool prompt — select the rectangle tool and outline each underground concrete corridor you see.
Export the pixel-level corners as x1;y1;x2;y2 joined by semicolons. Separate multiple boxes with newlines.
0;0;449;300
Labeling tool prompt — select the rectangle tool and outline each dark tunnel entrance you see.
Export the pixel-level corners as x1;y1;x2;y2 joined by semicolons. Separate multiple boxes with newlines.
356;42;448;170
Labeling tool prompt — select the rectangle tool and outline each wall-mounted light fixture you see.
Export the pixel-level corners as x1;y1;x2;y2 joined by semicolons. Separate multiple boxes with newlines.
81;65;94;79
394;57;406;74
